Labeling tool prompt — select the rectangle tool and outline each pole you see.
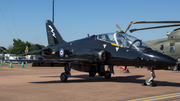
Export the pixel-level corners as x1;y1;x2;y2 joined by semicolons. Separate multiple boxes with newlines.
52;0;55;23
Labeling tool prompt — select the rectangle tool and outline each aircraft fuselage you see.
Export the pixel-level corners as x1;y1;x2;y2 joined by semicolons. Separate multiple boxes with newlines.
41;34;176;69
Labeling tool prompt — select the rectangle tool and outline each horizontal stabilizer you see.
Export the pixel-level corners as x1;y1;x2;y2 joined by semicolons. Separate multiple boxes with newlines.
20;48;50;56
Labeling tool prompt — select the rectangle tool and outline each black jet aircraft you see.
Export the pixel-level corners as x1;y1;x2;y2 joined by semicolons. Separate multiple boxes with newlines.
10;20;177;87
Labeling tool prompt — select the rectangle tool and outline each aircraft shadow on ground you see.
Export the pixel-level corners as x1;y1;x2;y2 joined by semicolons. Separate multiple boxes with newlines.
30;74;180;87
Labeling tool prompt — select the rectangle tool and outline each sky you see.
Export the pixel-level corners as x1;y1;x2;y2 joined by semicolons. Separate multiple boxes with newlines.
1;0;180;49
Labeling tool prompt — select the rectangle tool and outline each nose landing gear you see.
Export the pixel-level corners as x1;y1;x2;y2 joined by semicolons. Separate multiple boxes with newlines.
142;67;157;87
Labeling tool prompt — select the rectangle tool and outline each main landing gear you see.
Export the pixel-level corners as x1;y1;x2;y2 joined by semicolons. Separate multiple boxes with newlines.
142;67;157;87
97;65;114;79
105;65;114;79
60;64;114;82
60;63;71;82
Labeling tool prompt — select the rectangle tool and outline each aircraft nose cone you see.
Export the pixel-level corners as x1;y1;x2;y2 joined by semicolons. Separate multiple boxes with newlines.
144;50;177;66
160;55;177;66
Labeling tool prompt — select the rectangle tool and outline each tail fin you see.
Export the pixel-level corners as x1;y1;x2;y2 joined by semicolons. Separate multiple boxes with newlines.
46;20;66;45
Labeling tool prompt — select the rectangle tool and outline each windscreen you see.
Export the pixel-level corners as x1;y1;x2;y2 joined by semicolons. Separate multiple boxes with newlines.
97;33;150;51
116;33;150;50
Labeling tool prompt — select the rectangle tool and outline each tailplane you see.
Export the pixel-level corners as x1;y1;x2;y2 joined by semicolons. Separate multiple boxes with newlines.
46;20;66;45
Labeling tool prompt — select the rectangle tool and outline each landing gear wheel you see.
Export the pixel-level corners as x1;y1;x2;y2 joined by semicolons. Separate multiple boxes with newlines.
60;72;67;82
105;71;111;79
142;67;157;87
142;78;157;87
89;66;96;77
89;71;96;77
145;78;152;86
142;82;146;86
123;70;129;73
123;70;126;73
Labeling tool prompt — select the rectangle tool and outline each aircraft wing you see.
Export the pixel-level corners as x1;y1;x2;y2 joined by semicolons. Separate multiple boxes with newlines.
6;58;93;67
6;58;92;63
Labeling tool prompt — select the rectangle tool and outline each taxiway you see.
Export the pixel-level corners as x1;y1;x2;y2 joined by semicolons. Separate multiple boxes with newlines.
0;64;180;101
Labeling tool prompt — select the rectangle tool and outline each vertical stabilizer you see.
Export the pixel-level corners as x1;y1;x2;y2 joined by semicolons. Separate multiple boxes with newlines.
46;20;66;45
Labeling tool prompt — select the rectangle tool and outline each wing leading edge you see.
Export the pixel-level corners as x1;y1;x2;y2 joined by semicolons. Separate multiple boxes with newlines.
7;58;92;63
6;58;93;67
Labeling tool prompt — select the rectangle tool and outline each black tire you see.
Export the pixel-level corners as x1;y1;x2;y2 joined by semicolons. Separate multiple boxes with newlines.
123;70;129;73
123;70;126;73
173;65;179;71
105;71;111;79
142;82;147;86
89;71;96;77
60;73;67;82
89;66;96;77
145;78;152;86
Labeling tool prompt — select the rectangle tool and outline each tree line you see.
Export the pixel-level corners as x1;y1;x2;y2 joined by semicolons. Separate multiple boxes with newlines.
0;39;45;55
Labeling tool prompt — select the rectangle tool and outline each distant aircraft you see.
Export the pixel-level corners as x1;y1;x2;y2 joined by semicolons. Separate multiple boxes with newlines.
127;21;180;71
144;28;180;71
8;20;177;87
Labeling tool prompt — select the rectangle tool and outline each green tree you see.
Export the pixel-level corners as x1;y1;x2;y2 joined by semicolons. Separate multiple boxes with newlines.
29;44;45;55
8;39;26;55
8;39;45;55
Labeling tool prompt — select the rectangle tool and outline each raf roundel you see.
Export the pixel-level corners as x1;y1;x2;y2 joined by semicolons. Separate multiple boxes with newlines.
59;49;64;57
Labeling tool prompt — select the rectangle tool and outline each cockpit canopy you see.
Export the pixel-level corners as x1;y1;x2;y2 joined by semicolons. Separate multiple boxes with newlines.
97;33;150;51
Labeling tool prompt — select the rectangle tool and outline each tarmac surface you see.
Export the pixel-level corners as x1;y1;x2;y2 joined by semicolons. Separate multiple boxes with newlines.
1;64;180;101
